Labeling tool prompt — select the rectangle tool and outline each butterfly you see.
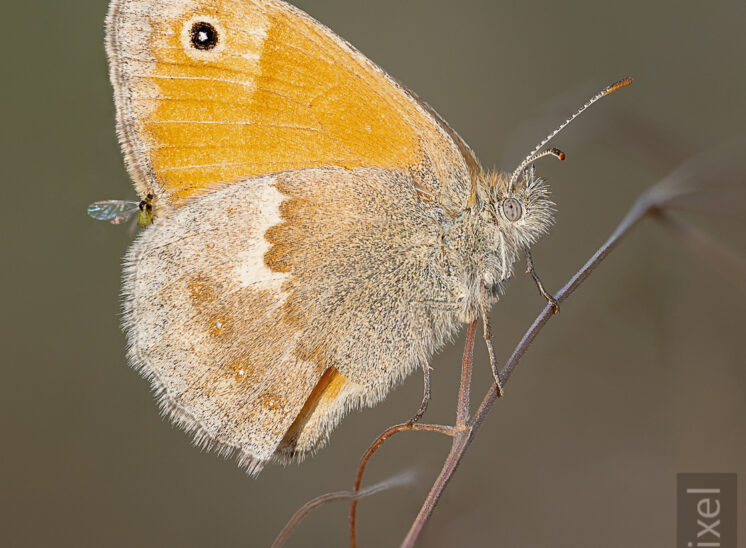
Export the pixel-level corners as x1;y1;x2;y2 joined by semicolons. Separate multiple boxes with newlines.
100;0;630;475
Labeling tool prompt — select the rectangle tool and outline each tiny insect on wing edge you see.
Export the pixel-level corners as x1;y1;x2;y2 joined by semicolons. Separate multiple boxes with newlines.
87;200;140;224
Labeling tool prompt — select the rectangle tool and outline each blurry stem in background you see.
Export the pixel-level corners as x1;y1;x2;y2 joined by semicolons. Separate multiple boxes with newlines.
272;471;416;548
652;209;746;295
274;147;745;548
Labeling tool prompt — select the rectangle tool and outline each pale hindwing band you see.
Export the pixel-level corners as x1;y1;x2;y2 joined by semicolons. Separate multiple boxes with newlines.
122;175;325;473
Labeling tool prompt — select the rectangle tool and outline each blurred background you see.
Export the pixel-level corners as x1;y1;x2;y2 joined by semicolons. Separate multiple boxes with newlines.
1;0;744;546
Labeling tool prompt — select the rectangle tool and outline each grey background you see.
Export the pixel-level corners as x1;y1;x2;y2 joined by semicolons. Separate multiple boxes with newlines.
1;0;744;546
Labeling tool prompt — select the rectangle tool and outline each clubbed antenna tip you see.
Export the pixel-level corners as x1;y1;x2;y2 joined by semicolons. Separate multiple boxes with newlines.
509;77;633;189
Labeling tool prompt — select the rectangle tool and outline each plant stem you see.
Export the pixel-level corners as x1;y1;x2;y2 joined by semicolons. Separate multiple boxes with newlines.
349;423;454;547
400;322;477;547
402;193;656;546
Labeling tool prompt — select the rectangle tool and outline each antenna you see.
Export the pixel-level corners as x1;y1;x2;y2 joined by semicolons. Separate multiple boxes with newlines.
510;148;566;189
509;77;633;189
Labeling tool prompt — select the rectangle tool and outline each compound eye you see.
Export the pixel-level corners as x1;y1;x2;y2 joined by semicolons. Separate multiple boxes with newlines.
190;22;219;50
501;198;523;222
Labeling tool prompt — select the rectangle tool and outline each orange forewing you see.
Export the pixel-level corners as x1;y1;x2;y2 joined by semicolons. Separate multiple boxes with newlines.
107;0;476;206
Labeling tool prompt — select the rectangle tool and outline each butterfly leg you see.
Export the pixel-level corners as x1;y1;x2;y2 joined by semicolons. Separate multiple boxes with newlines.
480;304;504;398
408;350;432;425
526;250;560;314
406;300;462;423
406;306;436;424
406;300;464;423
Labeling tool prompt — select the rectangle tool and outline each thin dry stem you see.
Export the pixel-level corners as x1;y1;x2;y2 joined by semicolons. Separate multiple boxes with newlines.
455;321;477;426
401;154;744;546
400;178;691;548
272;471;414;548
400;195;652;546
401;321;477;548
348;422;454;548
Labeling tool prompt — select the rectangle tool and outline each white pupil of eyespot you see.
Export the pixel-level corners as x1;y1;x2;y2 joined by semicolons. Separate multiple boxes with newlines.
198;31;209;42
